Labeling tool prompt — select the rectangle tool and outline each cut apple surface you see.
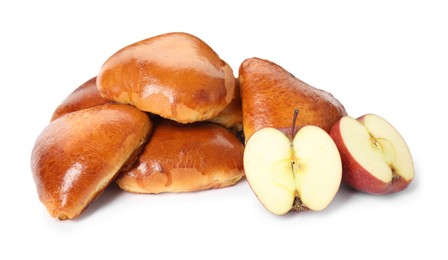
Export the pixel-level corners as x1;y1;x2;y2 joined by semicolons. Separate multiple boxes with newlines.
243;126;342;215
330;114;414;194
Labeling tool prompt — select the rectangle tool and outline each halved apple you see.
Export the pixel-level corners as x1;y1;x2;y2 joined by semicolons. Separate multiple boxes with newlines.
330;114;414;194
243;126;342;215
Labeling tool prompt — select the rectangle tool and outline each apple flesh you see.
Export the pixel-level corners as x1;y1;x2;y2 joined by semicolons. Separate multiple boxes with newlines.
243;126;342;215
330;114;414;194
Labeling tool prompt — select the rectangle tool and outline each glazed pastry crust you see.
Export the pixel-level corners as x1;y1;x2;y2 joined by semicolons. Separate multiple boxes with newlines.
116;119;244;194
31;104;151;219
97;32;236;123
51;77;111;121
239;57;347;140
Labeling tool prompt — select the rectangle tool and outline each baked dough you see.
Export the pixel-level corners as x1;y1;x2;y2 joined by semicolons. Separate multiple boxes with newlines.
239;57;347;140
116;119;244;193
51;77;111;121
31;104;152;219
97;32;236;123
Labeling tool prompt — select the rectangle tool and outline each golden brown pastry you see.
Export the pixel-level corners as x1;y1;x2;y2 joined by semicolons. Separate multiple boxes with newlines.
31;104;152;220
207;79;242;131
52;76;242;131
116;119;245;194
97;32;236;124
239;57;347;140
51;77;112;121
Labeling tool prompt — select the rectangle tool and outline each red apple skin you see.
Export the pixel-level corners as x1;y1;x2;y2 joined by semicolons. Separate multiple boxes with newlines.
329;118;411;195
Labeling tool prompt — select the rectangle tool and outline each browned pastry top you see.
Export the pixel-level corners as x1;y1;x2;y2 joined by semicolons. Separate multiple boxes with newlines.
31;104;151;219
116;119;244;194
207;79;243;131
97;32;236;123
51;77;112;121
239;57;347;140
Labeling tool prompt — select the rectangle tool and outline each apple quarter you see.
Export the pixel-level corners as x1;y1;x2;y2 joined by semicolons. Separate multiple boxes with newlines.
330;114;414;194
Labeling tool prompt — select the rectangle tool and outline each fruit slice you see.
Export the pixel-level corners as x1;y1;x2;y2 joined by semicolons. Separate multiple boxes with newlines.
330;114;414;194
244;125;342;215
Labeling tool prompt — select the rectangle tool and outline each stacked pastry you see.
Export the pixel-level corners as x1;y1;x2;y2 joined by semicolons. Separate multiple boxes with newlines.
31;33;246;220
31;32;347;220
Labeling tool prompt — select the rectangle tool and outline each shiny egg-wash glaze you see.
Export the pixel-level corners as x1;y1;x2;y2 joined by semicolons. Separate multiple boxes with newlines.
52;74;242;131
51;77;112;121
116;119;245;194
31;104;152;220
97;32;236;123
239;57;347;141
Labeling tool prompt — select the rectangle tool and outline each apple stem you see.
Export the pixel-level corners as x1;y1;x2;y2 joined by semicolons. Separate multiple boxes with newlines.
290;109;300;173
291;108;299;140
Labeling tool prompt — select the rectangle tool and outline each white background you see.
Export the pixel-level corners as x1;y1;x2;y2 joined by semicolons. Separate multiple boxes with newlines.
1;0;446;259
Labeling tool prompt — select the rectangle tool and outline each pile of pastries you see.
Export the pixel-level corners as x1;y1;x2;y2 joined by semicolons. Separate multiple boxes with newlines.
31;32;348;220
